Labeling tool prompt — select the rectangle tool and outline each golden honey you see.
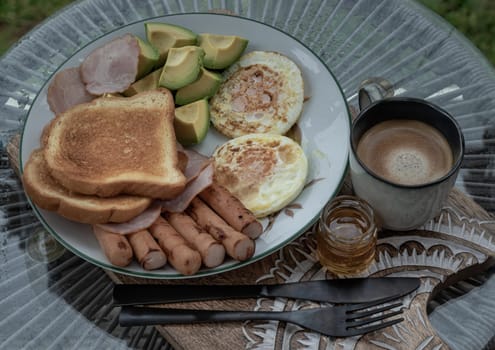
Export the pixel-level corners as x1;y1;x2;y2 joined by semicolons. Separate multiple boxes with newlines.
316;195;377;275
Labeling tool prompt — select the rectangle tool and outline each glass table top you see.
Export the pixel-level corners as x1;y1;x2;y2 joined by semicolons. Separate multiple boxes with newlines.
1;0;495;349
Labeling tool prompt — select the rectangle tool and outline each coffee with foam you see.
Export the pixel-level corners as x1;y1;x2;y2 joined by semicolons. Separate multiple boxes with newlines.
356;119;453;186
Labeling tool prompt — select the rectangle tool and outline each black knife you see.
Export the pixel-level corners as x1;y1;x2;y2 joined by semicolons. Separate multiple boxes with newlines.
113;277;420;305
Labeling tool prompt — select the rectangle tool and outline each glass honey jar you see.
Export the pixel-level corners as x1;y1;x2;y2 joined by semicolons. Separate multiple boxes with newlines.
316;195;377;275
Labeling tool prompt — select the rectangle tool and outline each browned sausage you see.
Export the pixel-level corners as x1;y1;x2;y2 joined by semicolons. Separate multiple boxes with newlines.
149;216;202;275
127;229;167;270
166;211;225;268
187;198;255;261
92;225;133;267
199;183;263;239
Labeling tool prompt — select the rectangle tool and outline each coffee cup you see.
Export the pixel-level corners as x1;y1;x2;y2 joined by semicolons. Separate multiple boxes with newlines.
349;85;464;231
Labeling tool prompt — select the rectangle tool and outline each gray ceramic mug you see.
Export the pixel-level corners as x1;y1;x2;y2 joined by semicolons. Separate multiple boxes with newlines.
349;82;465;231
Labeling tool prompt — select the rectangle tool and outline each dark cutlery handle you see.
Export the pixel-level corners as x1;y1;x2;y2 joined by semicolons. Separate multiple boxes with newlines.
113;284;266;305
119;306;289;326
113;278;421;306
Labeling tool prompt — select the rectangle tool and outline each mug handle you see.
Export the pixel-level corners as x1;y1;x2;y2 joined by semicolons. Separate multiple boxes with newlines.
358;77;395;111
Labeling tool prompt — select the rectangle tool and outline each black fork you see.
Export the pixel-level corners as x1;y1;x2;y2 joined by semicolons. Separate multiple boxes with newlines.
119;295;405;337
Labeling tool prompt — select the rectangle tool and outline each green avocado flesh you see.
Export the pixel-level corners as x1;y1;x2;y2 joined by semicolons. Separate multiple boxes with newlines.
145;22;197;67
159;46;204;90
123;68;161;97
198;33;248;69
175;67;223;105
174;99;210;146
135;36;160;79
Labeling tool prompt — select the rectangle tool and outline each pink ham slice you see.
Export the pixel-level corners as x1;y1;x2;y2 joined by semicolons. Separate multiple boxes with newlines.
47;67;95;115
182;149;212;182
95;202;162;235
80;34;140;95
175;147;212;182
159;163;214;213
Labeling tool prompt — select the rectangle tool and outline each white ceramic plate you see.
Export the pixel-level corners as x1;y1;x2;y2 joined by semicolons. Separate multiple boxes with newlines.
20;13;350;279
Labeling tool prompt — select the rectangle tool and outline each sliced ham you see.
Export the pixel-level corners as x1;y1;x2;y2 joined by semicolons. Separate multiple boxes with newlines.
159;163;214;213
47;67;95;115
175;146;210;181
81;34;140;95
95;202;161;235
182;149;212;182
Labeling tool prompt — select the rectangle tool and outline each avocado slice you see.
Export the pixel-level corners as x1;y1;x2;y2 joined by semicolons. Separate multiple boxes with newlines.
174;99;210;146
159;46;204;90
145;22;197;67
123;68;161;97
198;34;248;70
175;67;223;105
135;36;160;79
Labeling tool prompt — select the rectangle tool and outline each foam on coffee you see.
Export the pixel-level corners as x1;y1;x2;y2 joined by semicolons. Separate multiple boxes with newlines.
356;119;453;186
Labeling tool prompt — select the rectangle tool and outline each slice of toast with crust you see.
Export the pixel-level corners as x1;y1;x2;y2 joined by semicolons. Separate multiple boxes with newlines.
43;88;187;199
23;149;152;224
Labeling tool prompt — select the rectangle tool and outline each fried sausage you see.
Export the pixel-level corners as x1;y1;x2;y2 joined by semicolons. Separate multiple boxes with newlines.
149;216;202;275
92;225;133;267
127;229;167;270
199;183;263;239
187;198;255;261
166;211;226;268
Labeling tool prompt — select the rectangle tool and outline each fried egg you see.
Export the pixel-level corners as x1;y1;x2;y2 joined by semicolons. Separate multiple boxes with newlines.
210;51;304;138
212;133;308;218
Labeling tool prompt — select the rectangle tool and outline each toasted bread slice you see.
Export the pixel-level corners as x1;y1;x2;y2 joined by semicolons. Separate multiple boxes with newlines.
22;149;152;224
44;88;187;199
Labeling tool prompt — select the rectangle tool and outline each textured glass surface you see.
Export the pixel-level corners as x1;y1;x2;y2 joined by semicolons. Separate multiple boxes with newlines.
1;0;495;348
